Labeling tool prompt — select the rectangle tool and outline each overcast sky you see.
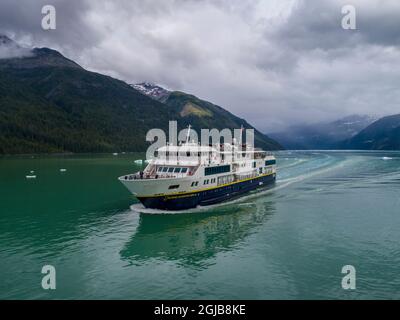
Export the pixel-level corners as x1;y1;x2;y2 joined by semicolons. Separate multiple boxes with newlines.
1;0;400;132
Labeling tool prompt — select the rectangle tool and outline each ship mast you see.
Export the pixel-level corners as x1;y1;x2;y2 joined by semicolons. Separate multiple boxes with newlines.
186;124;191;144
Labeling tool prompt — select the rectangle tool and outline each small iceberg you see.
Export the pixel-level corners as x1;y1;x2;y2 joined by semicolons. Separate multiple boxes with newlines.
382;157;393;160
113;153;118;156
60;168;67;172
26;170;36;179
134;159;143;164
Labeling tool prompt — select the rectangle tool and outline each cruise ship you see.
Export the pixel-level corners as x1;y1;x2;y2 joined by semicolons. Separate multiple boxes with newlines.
119;129;277;210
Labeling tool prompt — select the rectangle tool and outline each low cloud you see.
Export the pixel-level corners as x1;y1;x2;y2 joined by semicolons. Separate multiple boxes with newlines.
0;35;33;59
1;0;400;132
0;46;33;59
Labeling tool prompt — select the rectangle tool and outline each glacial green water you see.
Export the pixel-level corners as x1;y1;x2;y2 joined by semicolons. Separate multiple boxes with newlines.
1;151;400;300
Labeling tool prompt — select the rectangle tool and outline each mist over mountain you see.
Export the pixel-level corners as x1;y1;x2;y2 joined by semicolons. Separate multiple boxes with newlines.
268;115;376;150
0;37;282;154
342;114;400;150
0;34;33;59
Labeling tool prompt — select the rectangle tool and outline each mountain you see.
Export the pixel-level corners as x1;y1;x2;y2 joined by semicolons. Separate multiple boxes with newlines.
268;115;376;150
342;114;400;150
132;83;282;150
0;37;178;154
0;36;281;154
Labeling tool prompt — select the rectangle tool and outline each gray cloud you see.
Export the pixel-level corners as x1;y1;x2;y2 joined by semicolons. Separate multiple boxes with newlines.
1;0;400;132
0;0;99;52
0;35;33;59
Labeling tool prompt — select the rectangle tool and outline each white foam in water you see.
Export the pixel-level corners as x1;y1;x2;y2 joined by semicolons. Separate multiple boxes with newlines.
382;157;392;160
131;203;214;215
278;158;306;170
60;168;67;172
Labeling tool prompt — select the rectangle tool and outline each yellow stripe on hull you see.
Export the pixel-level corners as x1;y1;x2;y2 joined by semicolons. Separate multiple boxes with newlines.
138;172;275;198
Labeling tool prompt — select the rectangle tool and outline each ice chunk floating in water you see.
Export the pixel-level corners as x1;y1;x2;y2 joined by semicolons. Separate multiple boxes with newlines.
382;157;393;160
26;170;36;179
60;169;67;172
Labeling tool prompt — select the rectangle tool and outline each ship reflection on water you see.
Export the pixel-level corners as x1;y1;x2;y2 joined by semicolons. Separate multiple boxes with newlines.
120;200;276;268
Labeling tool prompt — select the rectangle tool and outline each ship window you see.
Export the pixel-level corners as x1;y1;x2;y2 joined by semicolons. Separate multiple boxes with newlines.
168;167;174;173
162;167;168;172
181;168;188;173
265;159;276;166
253;161;256;168
205;165;230;176
158;167;163;172
174;167;181;173
259;167;263;174
168;185;180;190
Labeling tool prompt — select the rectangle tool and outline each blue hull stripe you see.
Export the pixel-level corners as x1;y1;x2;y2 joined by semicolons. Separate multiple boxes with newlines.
138;173;276;210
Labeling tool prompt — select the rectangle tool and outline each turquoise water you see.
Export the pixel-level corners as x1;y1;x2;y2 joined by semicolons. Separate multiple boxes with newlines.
1;151;400;299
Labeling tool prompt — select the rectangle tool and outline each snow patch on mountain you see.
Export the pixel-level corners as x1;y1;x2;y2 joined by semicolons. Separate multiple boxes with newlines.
131;82;170;101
